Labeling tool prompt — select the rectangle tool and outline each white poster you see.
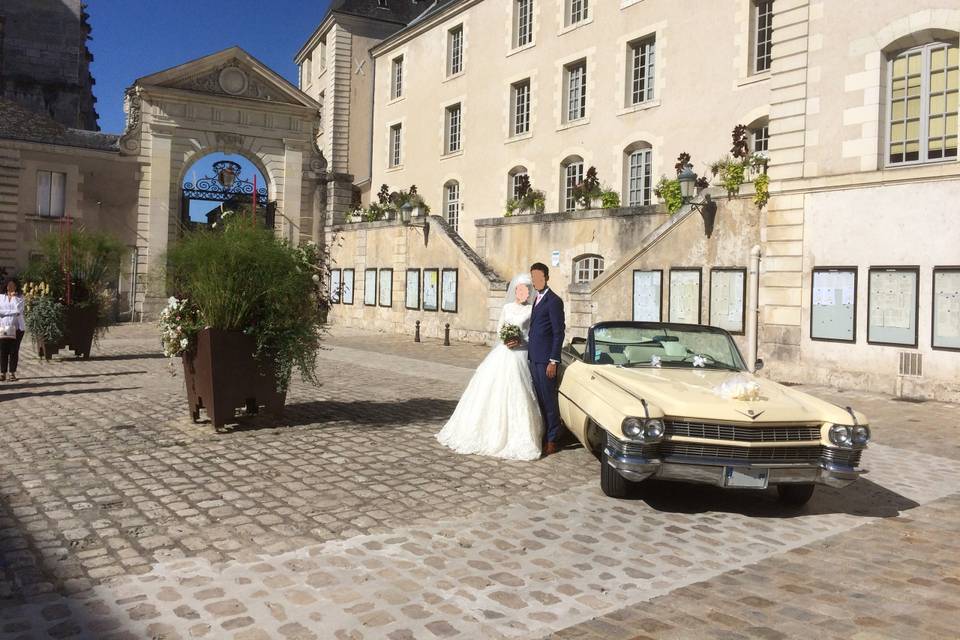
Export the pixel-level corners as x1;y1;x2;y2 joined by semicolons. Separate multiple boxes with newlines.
632;271;661;321
441;269;458;312
423;269;439;311
933;269;960;349
364;269;377;306
378;269;393;307
710;270;745;333
669;270;701;324
405;269;420;310
342;269;354;304
330;269;342;304
868;268;917;345
811;269;856;341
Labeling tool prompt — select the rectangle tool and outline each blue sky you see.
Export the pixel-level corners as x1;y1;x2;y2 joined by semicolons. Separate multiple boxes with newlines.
87;0;330;134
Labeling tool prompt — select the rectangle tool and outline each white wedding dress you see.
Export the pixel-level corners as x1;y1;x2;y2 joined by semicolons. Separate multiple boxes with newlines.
436;301;543;460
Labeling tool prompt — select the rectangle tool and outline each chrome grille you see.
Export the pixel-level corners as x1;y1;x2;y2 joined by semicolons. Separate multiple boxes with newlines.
659;442;822;463
665;419;821;442
606;434;659;458
820;447;863;467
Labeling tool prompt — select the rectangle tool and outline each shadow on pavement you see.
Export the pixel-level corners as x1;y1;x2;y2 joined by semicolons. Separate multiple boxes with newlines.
0;387;141;402
627;477;919;519
76;353;167;361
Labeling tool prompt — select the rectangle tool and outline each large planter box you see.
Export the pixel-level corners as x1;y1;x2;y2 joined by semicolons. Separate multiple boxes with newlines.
37;305;99;360
182;328;286;429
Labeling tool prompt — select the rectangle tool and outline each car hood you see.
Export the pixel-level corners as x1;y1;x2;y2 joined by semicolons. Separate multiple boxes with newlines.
589;366;864;425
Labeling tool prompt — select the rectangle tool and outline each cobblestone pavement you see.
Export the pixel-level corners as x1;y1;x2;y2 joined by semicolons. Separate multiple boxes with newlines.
0;325;958;639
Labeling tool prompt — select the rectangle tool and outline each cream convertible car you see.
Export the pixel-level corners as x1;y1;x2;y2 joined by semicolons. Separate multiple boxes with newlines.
558;322;870;504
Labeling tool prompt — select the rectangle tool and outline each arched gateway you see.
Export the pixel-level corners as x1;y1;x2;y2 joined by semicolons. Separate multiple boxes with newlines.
119;47;327;316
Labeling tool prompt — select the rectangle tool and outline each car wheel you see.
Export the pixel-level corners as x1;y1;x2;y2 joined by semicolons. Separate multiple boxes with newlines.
777;483;815;506
600;447;631;499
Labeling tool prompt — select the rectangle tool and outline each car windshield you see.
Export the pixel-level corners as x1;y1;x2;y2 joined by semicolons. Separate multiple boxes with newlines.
589;325;745;371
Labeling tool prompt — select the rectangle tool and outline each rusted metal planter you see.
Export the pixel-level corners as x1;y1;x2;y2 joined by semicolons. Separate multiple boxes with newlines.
37;305;99;360
181;328;286;429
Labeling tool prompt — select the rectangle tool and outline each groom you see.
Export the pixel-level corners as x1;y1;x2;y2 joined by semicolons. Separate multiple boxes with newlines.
527;262;565;456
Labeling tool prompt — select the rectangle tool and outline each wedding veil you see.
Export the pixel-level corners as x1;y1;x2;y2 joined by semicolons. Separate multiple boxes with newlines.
505;273;534;305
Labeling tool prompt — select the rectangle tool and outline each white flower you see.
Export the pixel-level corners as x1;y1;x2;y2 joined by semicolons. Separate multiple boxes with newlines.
651;355;661;368
180;338;188;348
167;296;177;306
692;355;706;368
312;274;320;283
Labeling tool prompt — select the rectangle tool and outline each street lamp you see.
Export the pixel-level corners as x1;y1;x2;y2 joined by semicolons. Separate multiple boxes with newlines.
677;163;717;238
401;201;413;224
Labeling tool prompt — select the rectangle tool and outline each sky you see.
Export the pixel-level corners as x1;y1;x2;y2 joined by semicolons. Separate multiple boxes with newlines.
87;0;330;134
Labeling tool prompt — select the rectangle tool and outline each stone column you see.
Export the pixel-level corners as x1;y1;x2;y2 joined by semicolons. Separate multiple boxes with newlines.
282;141;304;243
141;128;173;317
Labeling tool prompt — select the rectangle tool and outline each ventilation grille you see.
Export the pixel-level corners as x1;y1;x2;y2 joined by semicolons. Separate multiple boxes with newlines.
899;352;922;377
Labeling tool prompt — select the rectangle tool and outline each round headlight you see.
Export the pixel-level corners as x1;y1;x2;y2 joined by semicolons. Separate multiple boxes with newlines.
853;425;870;446
829;425;853;447
622;417;644;438
643;419;665;441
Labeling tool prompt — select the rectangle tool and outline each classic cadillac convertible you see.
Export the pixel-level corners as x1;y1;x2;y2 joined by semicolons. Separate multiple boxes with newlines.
558;322;869;504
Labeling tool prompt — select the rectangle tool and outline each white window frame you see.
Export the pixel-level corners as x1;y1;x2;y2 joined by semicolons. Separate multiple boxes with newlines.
389;124;402;168
574;254;604;283
511;79;531;136
563;160;584;212
629;37;655;105
627;148;652;206
752;0;773;74
886;41;959;166
565;60;587;123
448;26;464;76
511;170;528;199
751;124;769;153
391;56;404;99
37;170;66;218
514;0;533;48
445;181;460;231
566;0;589;26
445;103;462;154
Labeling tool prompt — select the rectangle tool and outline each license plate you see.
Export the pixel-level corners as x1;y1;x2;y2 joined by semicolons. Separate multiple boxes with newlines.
724;467;769;489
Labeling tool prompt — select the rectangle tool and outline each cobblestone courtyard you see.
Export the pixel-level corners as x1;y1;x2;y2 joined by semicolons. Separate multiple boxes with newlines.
1;325;959;639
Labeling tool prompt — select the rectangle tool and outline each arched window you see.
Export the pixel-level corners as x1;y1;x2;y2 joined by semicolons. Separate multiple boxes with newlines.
887;39;958;165
560;155;584;212
444;180;460;231
573;254;604;283
747;117;769;154
623;143;652;206
508;165;529;199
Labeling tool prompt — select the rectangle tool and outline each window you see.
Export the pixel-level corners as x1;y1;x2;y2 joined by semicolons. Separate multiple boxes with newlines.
514;0;533;48
511;79;531;136
753;0;773;73
391;56;404;99
445;103;462;154
574;254;604;283
566;0;589;26
304;55;312;86
444;181;460;230
510;167;529;199
389;124;402;167
887;41;958;165
626;146;652;206
629;37;655;105
561;156;583;212
752;123;769;153
565;60;587;122
319;40;327;70
448;26;463;75
37;170;66;218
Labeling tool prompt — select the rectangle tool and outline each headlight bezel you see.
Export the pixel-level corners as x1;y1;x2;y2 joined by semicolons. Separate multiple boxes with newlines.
621;417;665;443
828;424;870;448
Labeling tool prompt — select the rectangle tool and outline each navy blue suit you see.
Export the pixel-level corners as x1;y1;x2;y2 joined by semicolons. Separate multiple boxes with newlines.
527;288;565;444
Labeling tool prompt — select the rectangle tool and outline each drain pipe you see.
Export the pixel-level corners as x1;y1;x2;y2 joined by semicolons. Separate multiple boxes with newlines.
747;244;761;372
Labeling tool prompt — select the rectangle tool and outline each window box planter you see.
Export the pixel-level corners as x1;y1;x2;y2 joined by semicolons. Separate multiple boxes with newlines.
181;328;285;430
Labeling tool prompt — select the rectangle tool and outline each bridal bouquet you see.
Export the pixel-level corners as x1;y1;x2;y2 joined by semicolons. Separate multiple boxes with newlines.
499;323;522;344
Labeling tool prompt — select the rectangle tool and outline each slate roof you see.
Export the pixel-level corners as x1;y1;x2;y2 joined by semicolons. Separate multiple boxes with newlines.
329;0;430;25
0;99;120;152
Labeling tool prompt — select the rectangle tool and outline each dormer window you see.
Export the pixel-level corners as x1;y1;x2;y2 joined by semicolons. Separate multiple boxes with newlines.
378;0;388;7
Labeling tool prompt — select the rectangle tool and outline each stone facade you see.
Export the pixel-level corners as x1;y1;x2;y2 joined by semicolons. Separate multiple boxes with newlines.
0;0;99;130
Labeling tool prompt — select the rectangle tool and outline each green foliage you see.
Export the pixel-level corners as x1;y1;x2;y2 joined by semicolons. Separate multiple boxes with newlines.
166;218;326;390
24;295;64;344
573;166;603;208
599;189;620;208
21;229;126;308
753;173;770;209
517;187;546;214
711;155;747;196
504;198;518;217
654;177;684;214
731;125;750;159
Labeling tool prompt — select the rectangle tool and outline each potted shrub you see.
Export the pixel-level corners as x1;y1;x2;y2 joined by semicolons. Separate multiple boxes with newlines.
573;167;603;209
161;218;326;430
22;229;125;359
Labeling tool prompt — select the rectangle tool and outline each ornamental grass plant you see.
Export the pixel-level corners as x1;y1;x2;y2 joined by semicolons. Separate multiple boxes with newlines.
165;217;326;391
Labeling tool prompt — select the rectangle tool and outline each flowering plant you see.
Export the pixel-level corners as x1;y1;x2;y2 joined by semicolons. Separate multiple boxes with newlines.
499;323;522;344
158;296;202;357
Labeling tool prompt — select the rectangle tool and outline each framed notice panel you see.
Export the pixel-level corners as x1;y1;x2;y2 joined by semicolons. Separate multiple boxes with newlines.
378;268;393;307
364;268;377;306
342;268;355;305
669;268;702;324
810;267;857;342
710;268;746;334
441;268;459;313
867;266;919;347
330;269;342;304
405;268;421;310
632;270;662;321
933;267;960;351
423;268;439;311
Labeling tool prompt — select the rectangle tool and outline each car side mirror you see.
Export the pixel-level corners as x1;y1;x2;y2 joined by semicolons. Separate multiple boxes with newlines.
754;358;764;372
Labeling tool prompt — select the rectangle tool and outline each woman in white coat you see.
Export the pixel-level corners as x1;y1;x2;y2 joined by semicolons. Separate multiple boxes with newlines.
0;278;26;381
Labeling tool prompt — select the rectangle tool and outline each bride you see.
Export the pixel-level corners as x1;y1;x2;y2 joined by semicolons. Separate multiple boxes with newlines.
436;274;543;460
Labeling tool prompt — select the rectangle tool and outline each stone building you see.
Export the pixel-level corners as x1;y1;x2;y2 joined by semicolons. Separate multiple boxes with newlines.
0;0;99;130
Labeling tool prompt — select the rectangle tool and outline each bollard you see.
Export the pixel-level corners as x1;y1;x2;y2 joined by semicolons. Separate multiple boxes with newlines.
444;323;451;346
414;320;421;343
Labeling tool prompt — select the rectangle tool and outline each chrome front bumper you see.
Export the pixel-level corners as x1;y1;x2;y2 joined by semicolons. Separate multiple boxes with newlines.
604;444;865;489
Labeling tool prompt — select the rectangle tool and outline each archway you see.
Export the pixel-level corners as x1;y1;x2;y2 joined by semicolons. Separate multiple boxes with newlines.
180;153;273;229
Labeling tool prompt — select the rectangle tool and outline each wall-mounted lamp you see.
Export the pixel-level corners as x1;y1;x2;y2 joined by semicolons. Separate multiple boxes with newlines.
677;163;717;238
